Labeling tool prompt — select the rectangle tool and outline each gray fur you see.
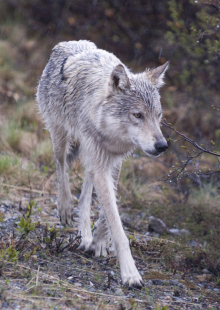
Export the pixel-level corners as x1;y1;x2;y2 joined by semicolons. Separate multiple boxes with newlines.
37;40;169;288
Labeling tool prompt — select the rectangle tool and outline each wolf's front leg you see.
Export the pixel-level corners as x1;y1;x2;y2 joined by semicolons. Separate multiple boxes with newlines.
78;171;94;251
57;165;74;225
93;170;143;288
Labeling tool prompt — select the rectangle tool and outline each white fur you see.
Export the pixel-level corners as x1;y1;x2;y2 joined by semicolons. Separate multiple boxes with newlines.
36;40;169;288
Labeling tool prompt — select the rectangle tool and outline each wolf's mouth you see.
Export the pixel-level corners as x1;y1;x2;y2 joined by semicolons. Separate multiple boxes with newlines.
143;141;168;158
143;149;161;158
132;138;168;158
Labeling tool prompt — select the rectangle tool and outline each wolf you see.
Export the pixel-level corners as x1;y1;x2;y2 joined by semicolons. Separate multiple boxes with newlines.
37;40;169;288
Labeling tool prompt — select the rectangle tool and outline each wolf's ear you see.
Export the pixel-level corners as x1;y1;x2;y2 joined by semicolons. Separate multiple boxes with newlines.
110;64;130;91
146;61;169;88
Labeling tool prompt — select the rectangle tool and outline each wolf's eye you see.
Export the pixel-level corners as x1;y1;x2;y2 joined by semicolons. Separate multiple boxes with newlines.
133;113;142;118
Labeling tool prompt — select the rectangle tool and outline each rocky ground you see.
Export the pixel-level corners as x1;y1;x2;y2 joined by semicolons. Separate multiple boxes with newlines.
1;176;220;310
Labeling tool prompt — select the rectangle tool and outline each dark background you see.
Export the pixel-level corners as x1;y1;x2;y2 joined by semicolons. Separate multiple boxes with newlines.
1;0;220;144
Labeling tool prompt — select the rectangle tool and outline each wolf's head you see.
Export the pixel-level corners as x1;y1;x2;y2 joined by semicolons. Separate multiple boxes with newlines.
102;61;169;157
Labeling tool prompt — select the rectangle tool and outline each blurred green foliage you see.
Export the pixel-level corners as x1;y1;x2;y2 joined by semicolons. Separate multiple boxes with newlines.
166;0;220;98
2;0;219;100
0;0;219;157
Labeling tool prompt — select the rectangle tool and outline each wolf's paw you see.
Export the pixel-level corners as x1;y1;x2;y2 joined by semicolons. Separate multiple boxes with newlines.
89;238;109;257
78;235;93;252
122;273;144;289
57;198;74;226
120;256;144;289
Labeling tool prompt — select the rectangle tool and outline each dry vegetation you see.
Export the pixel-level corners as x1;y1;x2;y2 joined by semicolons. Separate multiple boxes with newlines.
0;3;220;310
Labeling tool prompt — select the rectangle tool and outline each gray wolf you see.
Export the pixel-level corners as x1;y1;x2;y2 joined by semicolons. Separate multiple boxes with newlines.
36;40;169;288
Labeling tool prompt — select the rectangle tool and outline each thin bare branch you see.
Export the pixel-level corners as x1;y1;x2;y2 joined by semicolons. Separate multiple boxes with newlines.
162;119;220;157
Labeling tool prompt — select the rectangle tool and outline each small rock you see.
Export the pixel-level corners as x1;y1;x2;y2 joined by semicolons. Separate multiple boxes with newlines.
118;304;126;310
148;216;168;235
192;297;199;302
2;302;8;308
170;279;179;286
177;282;186;289
169;228;190;236
173;289;180;297
32;255;38;262
115;288;124;296
145;280;153;286
152;279;165;285
169;229;181;236
175;274;181;279
180;228;190;236
40;211;48;217
202;269;210;274
189;240;200;247
213;288;219;292
50;209;57;216
195;274;212;282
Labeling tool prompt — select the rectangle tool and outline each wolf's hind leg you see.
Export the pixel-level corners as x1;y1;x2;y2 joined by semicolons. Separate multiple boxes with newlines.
78;170;94;251
89;163;121;256
66;142;80;169
89;209;110;257
50;127;74;225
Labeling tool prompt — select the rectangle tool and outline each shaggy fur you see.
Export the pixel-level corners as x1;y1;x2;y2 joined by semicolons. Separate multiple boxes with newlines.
37;40;169;288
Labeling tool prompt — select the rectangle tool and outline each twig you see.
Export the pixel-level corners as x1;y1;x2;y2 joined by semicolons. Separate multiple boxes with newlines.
26;276;36;287
162;120;220;157
1;183;57;194
127;231;180;245
42;171;56;204
36;265;40;287
1;183;78;200
161;119;220;180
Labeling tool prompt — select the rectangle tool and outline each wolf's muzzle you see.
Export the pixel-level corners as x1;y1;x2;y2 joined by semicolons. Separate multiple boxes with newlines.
154;140;168;153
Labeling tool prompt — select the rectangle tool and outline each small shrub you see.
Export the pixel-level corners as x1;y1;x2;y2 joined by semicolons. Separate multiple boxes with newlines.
17;200;37;235
155;304;169;310
0;246;19;270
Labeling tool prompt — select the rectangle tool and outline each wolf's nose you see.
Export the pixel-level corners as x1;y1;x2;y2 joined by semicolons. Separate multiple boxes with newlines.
155;141;168;153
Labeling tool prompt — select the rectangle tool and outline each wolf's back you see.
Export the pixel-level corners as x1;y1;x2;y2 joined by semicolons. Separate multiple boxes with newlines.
37;41;96;115
52;40;97;59
37;40;122;126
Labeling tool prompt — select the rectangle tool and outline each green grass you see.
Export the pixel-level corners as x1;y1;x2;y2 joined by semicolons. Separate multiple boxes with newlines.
0;154;19;175
1;120;22;152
